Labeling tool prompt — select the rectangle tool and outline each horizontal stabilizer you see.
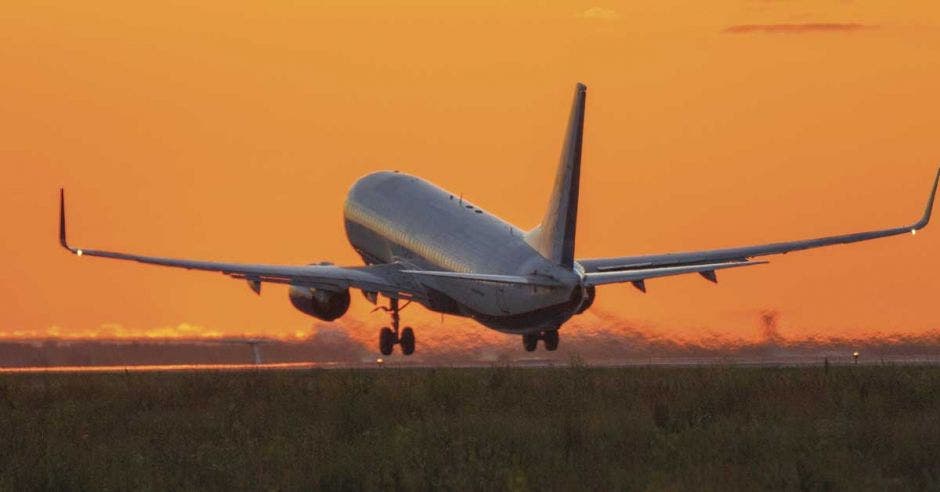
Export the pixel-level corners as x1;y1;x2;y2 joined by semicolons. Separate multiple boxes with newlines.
582;261;766;287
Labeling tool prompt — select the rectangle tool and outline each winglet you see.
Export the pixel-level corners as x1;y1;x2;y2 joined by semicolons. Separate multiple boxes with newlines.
59;188;76;254
912;167;940;230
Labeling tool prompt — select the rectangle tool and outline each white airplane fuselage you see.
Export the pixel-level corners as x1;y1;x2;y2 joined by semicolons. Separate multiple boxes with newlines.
343;171;590;334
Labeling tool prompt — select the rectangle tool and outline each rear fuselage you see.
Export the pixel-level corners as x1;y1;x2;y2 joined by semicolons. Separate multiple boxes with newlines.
343;171;587;334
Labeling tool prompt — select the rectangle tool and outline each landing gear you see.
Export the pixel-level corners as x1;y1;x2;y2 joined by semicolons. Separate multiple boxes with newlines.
379;327;394;355
521;330;560;352
375;298;416;356
543;330;559;351
400;327;415;355
523;334;539;352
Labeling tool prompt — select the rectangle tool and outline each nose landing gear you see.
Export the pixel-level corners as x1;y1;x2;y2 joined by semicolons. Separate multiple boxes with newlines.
522;329;560;352
376;298;415;356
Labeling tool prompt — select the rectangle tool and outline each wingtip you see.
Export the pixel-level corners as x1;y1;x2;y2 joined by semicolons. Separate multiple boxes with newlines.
912;167;939;230
58;188;73;252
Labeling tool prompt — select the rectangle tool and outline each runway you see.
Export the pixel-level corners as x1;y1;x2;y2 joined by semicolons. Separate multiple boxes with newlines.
3;354;939;373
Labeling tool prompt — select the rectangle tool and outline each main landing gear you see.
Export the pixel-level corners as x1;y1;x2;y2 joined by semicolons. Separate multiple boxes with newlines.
522;330;559;352
377;298;415;356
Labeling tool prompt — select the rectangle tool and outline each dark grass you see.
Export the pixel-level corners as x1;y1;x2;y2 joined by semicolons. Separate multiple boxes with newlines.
2;365;939;490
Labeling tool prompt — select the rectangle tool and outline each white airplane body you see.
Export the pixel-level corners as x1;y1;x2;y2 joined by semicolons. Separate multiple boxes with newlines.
59;84;939;355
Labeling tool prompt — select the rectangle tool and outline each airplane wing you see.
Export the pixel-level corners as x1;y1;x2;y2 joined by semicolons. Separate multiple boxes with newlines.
578;169;939;281
57;190;422;300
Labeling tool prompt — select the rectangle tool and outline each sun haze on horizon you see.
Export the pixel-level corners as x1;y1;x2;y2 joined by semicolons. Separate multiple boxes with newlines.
1;1;939;344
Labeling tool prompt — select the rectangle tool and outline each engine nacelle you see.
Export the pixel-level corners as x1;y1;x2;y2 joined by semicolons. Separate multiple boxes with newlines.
288;285;351;321
576;285;596;314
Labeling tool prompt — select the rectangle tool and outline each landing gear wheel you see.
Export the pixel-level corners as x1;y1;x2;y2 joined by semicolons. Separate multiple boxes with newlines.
379;327;395;355
400;327;415;355
543;330;559;351
375;298;418;356
522;334;538;352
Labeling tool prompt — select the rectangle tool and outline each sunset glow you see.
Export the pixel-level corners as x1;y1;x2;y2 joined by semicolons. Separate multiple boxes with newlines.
2;1;939;347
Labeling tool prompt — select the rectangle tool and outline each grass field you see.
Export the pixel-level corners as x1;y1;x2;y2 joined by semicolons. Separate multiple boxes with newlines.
2;364;939;490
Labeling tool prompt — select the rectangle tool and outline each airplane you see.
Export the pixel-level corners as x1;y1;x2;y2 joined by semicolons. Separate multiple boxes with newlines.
59;83;939;355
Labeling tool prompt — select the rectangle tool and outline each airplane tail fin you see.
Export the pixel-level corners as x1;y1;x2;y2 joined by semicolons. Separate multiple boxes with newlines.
525;83;586;269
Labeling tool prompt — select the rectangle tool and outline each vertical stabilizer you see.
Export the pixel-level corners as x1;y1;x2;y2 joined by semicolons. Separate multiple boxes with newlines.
526;83;586;269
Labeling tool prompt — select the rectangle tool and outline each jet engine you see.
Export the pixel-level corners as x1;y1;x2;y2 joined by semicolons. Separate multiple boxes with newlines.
576;285;596;314
288;285;351;321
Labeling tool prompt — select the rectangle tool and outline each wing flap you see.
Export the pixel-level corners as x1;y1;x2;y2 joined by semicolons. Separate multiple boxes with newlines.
582;261;767;287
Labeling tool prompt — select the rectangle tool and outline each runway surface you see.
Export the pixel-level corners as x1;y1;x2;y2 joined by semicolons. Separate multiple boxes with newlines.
3;355;939;373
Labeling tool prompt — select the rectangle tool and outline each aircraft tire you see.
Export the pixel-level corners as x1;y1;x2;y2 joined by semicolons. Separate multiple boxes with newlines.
543;330;559;351
379;327;395;355
522;334;538;352
400;327;415;355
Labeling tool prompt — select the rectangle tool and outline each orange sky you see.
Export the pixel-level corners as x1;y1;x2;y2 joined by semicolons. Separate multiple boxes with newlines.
2;1;939;344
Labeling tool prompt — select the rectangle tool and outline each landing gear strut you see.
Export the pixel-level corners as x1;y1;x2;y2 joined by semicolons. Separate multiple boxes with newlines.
377;298;415;356
522;330;560;352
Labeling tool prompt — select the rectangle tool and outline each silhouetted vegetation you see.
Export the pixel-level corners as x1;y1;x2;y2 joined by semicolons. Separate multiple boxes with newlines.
1;365;939;489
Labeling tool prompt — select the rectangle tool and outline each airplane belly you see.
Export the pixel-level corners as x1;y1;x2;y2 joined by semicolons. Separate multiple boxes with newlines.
469;284;584;333
427;279;583;333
